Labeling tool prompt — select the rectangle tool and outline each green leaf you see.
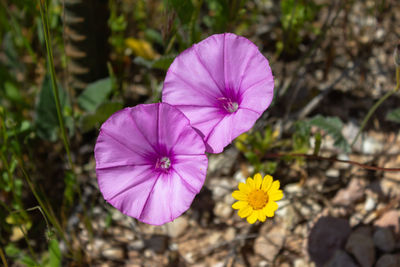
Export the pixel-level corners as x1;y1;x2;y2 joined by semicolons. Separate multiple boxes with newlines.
48;239;61;267
134;55;176;71
309;115;350;152
168;0;194;25
386;108;400;123
5;243;20;257
20;255;38;267
35;74;70;141
4;81;22;102
78;77;113;112
80;101;123;132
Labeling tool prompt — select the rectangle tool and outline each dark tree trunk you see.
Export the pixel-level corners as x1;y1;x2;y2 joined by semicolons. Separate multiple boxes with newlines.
64;0;110;91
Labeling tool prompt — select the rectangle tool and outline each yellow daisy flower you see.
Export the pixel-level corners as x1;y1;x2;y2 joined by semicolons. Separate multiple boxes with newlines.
232;173;283;224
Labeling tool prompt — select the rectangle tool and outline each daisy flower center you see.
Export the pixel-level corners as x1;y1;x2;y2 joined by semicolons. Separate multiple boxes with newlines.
155;157;171;170
218;97;238;113
247;189;269;210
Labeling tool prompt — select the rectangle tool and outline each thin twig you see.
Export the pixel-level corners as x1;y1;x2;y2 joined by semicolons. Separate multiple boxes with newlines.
264;152;400;172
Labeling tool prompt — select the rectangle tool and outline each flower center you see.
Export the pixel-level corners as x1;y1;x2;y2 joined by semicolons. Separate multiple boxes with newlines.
218;97;238;113
247;189;269;210
155;157;171;170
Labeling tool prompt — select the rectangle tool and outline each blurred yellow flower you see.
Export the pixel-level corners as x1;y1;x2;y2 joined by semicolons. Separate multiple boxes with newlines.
232;173;283;224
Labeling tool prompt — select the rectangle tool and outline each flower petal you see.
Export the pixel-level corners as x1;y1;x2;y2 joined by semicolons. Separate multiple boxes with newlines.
232;201;248;210
263;201;279;217
254;173;262;189
158;103;206;155
139;172;198;225
257;209;267;222
269;190;284;201
247;211;258;224
238;205;253;218
171;155;208;194
246;177;256;190
232;190;247;201
261;175;273;192
268;180;280;193
238;182;251;194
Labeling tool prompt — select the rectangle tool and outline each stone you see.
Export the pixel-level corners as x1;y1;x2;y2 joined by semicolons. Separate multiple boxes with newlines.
373;227;396;252
374;210;400;235
167;216;189;238
345;230;375;267
101;247;124;260
145;234;169;253
323;250;357;267
308;217;351;266
224;227;236;242
332;178;365;206
375;254;400;267
213;202;232;219
254;226;285;262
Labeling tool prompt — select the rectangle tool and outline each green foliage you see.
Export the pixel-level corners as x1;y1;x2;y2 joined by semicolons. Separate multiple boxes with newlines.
47;239;61;267
235;126;279;174
386;108;400;123
35;74;73;141
278;0;320;55
80;101;123;133
78;78;113;112
134;55;176;71
167;0;195;25
5;243;38;267
309;115;350;152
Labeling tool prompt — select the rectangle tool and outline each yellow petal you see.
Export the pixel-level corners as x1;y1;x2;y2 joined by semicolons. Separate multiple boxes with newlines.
232;190;247;201
258;209;267;222
238;206;253;218
269;190;284;201
247;211;258;224
263;201;279;217
246;177;255;189
232;201;248;210
268;180;280;193
238;182;251;194
254;173;262;189
261;175;273;192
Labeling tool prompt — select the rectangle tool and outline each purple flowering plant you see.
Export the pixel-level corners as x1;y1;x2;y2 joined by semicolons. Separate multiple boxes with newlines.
163;33;274;153
95;103;208;225
95;33;274;225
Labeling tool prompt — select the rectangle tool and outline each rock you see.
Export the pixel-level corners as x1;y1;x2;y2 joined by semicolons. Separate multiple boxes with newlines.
145;234;169;253
375;254;400;267
373;227;395;252
128;239;145;251
332;178;366;206
345;230;375;267
209;178;232;199
213;202;232;219
224;227;236;242
323;250;358;267
101;247;124;260
167;216;189;238
308;217;351;266
374;210;400;235
254;226;286;262
364;194;376;212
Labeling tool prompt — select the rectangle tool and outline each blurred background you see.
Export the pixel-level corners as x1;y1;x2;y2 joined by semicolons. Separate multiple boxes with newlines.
1;0;400;266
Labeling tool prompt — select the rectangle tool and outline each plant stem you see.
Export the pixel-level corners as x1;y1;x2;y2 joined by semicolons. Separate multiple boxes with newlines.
264;152;400;172
351;66;400;147
38;0;73;169
0;246;8;267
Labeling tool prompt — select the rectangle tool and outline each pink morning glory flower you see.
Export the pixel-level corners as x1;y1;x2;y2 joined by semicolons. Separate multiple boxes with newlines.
94;103;208;225
162;33;274;153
